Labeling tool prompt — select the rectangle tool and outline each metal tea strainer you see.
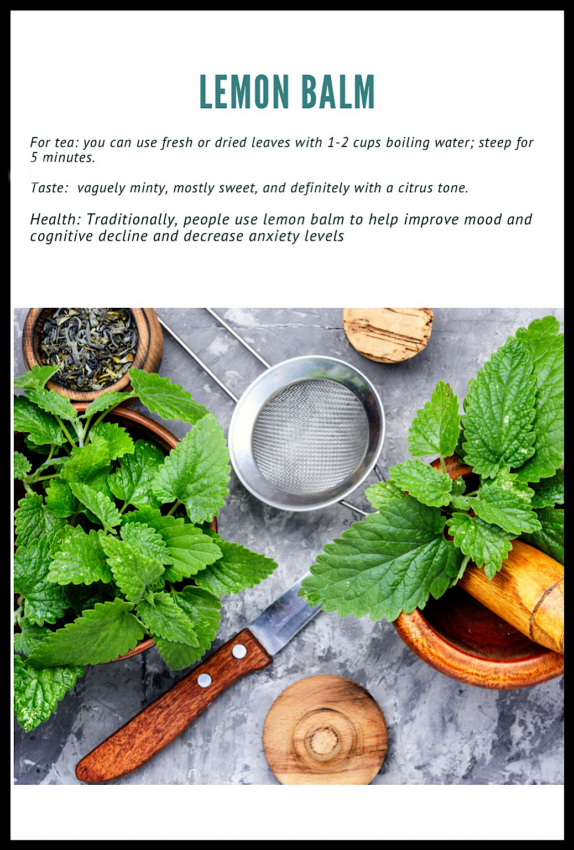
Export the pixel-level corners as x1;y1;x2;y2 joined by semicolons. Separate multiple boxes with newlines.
157;309;385;512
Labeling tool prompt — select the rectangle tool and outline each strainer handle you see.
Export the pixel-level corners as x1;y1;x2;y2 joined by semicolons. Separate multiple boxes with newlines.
156;315;240;403
206;308;271;369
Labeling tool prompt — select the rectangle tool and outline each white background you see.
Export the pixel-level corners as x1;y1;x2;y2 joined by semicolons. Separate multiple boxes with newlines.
11;10;563;306
11;10;564;841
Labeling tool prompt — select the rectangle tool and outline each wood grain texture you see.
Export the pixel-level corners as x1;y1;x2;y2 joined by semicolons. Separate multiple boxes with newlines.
343;307;433;362
458;541;564;655
22;308;164;401
76;628;272;783
394;455;564;688
263;675;388;785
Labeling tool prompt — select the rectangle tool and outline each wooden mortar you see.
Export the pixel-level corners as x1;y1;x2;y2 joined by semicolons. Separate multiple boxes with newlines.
21;308;164;402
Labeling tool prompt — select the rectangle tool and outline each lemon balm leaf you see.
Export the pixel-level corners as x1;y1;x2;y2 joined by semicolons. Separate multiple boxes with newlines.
194;531;278;595
514;317;564;483
108;439;164;507
408;380;460;458
300;488;461;622
530;469;564;509
14;660;84;731
129;367;209;425
521;508;564;565
151;414;230;523
446;513;514;579
461;336;536;478
28;598;146;667
14;364;61;391
14;396;66;446
389;459;453;507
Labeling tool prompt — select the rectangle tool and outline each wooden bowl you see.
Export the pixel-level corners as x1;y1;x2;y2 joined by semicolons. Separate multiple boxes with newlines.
21;308;164;403
392;456;564;689
14;404;216;663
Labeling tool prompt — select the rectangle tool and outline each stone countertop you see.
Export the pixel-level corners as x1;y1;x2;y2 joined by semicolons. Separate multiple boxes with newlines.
13;308;564;786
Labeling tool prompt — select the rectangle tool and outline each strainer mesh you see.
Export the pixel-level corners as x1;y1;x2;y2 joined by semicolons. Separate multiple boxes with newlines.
252;379;369;495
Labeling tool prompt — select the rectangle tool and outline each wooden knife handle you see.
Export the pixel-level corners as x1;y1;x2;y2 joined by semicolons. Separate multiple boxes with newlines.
75;628;273;783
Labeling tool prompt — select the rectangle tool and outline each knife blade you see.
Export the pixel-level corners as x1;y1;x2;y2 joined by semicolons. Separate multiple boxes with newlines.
75;576;321;783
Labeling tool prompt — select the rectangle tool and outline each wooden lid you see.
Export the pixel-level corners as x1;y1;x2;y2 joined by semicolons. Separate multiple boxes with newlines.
262;675;388;785
343;308;433;363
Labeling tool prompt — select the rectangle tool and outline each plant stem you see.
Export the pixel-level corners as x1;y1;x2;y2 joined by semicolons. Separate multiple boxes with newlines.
14;603;24;627
56;416;77;448
166;499;182;516
88;393;137;433
465;490;479;497
439;455;447;475
31;473;59;483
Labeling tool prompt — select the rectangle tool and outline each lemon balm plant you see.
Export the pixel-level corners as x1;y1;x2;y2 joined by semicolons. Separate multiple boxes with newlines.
13;366;277;731
301;316;564;620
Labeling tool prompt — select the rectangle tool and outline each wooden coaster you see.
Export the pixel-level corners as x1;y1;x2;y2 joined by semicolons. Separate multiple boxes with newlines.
343;308;433;363
262;675;388;785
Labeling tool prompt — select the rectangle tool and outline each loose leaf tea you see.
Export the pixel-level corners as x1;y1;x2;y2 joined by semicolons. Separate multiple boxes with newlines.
40;308;139;391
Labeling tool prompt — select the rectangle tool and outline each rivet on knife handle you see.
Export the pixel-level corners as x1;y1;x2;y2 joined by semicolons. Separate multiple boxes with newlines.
75;628;273;784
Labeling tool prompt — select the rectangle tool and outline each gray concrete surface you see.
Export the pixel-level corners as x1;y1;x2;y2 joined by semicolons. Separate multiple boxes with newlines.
13;308;564;785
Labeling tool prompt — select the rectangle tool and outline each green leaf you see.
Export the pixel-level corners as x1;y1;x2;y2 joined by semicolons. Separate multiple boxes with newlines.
461;336;536;478
14;537;69;625
407;380;460;458
34;455;71;474
389;459;453;507
451;495;471;510
61;436;110;484
25;388;78;422
515;317;564;483
15;493;66;547
122;508;222;581
69;482;122;529
14;619;52;657
14;451;32;480
530;469;564;509
100;531;165;603
121;521;172;565
446;513;514;579
152;415;230;523
108;439;164;507
364;480;404;511
300;490;462;621
14;659;84;731
471;473;541;535
63;582;117;615
451;477;466;497
154;588;221;670
14;395;66;446
83;392;135;420
47;527;112;585
89;421;134;460
137;592;199;645
129;367;209;425
28;598;146;668
521;508;564;564
195;531;277;595
14;655;28;691
14;364;61;390
45;478;79;518
24;435;51;456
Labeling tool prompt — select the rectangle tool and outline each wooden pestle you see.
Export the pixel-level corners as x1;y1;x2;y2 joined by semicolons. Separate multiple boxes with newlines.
430;456;564;655
459;542;564;654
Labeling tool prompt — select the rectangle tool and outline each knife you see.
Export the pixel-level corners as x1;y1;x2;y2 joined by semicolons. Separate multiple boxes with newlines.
75;576;321;783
